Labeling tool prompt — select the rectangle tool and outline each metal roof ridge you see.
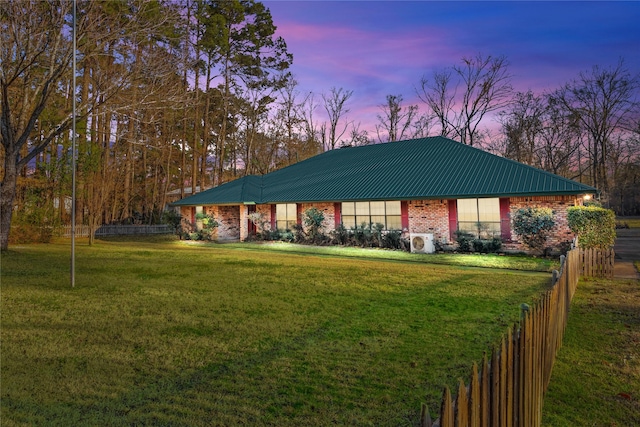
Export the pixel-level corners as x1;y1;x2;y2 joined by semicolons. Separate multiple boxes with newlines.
239;174;264;204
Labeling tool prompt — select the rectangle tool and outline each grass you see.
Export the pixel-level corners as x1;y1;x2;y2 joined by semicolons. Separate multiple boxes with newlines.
616;216;640;229
542;277;640;426
1;239;551;426
198;240;558;272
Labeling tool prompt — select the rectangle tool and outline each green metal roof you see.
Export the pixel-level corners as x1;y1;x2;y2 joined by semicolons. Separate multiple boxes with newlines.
172;137;596;206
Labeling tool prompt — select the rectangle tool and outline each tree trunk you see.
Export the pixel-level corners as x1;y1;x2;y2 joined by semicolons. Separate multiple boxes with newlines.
122;116;134;221
0;153;18;251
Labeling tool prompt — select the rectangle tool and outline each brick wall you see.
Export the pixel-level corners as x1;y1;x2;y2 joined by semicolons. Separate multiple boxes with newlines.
407;199;450;243
508;195;581;252
298;202;336;233
216;205;240;240
180;206;195;234
185;195;582;250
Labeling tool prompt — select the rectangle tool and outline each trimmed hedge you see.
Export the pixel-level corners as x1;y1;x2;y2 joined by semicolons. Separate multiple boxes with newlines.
567;206;616;249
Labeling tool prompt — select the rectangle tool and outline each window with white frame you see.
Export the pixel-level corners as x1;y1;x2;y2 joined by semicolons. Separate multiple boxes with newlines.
341;201;401;230
276;203;297;231
457;198;501;238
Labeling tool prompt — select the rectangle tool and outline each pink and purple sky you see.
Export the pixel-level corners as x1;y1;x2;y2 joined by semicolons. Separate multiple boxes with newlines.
265;0;640;137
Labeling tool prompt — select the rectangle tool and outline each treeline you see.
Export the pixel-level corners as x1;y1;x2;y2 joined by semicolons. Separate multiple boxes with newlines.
380;55;640;216
1;0;639;249
1;0;311;247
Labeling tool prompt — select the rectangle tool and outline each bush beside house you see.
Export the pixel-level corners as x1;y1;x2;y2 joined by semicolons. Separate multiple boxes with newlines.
511;207;556;255
567;206;616;249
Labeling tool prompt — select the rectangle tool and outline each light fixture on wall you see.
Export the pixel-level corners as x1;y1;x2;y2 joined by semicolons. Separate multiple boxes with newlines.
583;194;592;201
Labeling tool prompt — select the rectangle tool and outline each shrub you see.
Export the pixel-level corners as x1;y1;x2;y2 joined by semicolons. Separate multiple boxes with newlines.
331;224;350;245
265;229;282;241
9;189;61;244
556;240;573;254
583;199;602;208
327;224;408;251
292;223;306;243
372;223;385;247
455;230;474;253
161;210;182;235
302;208;326;243
188;212;218;241
279;230;295;242
512;207;555;252
567;206;616;249
352;223;372;247
472;239;485;253
381;230;405;250
488;237;503;253
248;212;270;236
466;237;502;253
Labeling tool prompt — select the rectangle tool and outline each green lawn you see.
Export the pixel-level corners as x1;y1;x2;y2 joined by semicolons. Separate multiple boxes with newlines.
192;240;558;272
542;277;640;426
617;217;640;229
1;240;550;426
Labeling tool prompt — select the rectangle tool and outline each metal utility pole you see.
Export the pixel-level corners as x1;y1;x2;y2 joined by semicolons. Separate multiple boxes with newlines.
71;0;77;288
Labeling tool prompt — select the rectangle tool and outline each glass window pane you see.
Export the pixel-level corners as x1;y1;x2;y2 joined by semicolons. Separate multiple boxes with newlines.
355;202;370;216
478;198;500;222
386;215;402;230
370;201;385;215
457;199;479;223
478;222;501;239
385;201;401;215
276;203;297;230
356;216;370;227
458;221;478;238
342;216;355;229
286;203;296;218
371;215;385;227
342;202;355;215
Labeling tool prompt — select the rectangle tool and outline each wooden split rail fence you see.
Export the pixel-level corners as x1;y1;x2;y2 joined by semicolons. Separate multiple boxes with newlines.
421;247;614;427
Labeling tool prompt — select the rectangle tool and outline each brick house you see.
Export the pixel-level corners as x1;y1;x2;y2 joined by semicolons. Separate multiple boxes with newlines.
172;137;596;252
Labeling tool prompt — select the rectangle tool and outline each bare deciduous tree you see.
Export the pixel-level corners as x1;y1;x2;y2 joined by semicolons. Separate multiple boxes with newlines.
321;87;353;150
1;0;181;249
499;91;544;165
555;60;640;198
375;94;418;142
418;54;513;146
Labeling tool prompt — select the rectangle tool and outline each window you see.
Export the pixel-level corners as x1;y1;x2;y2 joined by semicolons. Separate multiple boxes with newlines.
457;198;501;238
276;203;297;231
341;201;401;230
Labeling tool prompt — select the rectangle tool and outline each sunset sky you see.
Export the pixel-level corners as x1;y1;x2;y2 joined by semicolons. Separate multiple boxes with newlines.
264;0;640;137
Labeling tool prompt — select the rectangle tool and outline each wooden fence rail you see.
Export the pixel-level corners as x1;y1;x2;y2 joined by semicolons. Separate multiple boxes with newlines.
62;224;173;237
422;247;610;427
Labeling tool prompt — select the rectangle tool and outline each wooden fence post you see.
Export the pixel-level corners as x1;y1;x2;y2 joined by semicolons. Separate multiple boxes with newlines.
469;363;480;427
441;386;454;427
421;403;433;427
456;379;469;426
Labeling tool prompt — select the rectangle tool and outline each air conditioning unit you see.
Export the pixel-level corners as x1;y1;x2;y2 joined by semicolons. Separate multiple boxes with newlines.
410;233;434;254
